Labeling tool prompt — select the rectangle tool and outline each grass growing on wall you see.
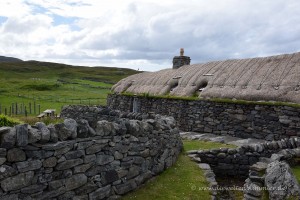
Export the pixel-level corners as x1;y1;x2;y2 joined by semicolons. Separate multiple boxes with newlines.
122;140;237;200
114;92;300;108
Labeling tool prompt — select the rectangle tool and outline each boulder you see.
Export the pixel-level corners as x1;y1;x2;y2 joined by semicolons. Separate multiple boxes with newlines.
265;161;300;200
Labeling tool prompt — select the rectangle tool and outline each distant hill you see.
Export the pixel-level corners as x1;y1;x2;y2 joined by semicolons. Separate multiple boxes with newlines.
0;56;23;62
0;60;140;84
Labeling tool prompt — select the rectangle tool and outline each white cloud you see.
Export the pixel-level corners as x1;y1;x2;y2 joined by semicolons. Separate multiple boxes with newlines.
0;0;300;71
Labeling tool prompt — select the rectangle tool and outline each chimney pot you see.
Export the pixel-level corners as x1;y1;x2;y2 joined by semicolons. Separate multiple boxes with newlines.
180;48;184;56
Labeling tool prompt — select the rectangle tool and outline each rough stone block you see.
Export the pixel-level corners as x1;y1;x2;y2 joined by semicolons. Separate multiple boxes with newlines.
0;127;16;148
65;174;87;191
20;184;47;194
1;171;34;192
47;124;58;143
86;144;106;155
43;157;58;168
84;154;96;164
0;165;17;180
55;159;83;170
7;148;26;162
89;185;111;200
75;180;98;195
0;194;18;200
113;179;137;195
25;150;54;159
65;150;85;160
28;127;41;144
95;120;115;136
77;141;94;150
73;163;92;174
64;118;78;138
16;124;28;147
0;148;6;157
96;155;114;165
16;160;42;172
103;170;119;184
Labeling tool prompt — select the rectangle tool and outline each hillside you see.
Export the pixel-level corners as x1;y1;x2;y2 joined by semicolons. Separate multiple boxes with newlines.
0;60;140;116
0;60;138;83
0;56;23;62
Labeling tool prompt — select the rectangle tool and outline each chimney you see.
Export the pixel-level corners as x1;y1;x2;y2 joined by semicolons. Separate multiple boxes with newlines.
172;48;191;69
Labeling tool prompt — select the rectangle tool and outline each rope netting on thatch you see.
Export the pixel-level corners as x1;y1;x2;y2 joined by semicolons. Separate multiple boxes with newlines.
112;52;300;103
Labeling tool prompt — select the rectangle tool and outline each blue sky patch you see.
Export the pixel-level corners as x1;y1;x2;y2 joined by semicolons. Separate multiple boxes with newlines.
0;16;8;24
52;14;81;31
25;2;48;14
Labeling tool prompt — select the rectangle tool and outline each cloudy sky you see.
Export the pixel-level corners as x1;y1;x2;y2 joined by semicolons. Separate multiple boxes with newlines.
0;0;300;71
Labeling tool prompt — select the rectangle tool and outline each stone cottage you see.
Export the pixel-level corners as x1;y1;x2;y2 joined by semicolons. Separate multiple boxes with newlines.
108;50;300;140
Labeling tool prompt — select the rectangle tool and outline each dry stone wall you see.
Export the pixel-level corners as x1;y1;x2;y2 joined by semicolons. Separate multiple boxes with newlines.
187;137;300;177
0;106;182;199
107;94;300;140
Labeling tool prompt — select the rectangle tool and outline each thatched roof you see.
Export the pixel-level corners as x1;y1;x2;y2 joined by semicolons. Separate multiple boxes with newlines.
112;52;300;103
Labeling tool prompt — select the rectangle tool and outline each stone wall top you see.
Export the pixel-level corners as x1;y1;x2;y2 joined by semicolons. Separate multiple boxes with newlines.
0;106;182;199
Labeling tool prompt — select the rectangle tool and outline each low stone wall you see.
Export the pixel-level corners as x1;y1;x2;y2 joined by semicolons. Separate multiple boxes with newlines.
107;94;300;140
0;106;182;199
244;148;300;200
187;138;300;177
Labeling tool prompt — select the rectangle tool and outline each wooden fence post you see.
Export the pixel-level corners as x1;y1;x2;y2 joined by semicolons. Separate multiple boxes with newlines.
11;103;14;115
34;101;36;114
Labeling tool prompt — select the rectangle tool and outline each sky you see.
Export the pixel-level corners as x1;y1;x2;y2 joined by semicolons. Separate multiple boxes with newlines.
0;0;300;71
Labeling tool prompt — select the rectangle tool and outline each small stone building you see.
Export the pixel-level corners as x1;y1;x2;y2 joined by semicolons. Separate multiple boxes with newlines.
108;50;300;140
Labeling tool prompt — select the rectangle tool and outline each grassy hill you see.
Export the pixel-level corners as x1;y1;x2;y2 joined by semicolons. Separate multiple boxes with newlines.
0;56;23;62
0;60;140;117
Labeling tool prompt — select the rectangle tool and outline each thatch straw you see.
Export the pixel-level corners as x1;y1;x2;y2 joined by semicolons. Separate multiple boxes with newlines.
112;52;300;103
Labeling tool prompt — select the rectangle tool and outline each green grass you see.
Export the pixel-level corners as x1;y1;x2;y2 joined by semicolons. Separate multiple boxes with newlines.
18;116;64;126
183;140;237;151
292;166;300;184
0;114;22;126
122;153;210;200
122;140;237;200
115;93;300;108
0;61;140;117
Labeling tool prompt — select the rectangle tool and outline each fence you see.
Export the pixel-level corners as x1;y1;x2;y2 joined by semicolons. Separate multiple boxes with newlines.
0;96;106;117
